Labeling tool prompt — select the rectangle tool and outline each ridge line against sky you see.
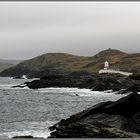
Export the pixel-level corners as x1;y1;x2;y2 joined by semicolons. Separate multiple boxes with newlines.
0;2;140;60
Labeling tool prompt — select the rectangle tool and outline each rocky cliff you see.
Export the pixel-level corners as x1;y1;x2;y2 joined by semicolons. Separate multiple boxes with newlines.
49;93;140;138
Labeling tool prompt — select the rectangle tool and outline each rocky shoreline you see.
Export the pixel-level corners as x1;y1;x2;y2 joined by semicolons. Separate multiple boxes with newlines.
12;72;140;138
49;92;140;138
11;92;140;139
24;73;140;94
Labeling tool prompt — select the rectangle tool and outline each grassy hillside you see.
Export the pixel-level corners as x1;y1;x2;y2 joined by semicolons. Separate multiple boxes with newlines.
16;53;92;71
0;53;93;77
0;49;139;77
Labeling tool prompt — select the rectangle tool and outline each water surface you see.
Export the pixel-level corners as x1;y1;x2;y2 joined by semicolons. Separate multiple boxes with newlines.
0;77;125;138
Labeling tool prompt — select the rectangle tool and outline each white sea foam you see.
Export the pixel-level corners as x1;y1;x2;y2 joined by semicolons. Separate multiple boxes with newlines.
0;130;50;139
0;121;55;139
37;87;126;101
38;87;91;93
0;84;16;89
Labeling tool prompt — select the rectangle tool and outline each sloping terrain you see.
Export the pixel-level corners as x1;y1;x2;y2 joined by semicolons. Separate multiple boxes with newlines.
0;63;14;72
0;59;22;72
0;49;139;78
0;53;92;77
49;93;140;138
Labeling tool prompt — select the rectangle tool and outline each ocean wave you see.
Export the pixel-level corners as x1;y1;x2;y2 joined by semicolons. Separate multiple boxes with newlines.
37;87;126;99
38;87;92;93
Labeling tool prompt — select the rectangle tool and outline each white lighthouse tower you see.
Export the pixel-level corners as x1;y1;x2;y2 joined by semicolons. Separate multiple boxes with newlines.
104;61;109;70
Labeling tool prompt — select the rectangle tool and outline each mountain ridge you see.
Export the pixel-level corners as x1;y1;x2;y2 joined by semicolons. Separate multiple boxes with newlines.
0;48;139;78
0;59;22;72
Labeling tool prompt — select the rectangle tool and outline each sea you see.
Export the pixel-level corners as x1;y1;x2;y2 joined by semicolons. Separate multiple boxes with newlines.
0;77;126;139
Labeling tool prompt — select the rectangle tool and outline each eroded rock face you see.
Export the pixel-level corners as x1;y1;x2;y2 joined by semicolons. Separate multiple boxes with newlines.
49;93;140;138
129;74;140;81
50;121;139;138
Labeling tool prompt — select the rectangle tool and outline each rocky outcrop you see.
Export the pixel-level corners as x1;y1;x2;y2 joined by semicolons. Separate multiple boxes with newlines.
12;135;45;139
12;135;34;138
49;93;140;138
49;120;139;138
26;73;140;93
129;74;140;81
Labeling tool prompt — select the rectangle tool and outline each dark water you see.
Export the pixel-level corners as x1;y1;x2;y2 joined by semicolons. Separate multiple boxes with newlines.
0;77;125;138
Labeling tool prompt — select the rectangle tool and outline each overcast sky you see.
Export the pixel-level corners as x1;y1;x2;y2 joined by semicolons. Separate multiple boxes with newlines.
0;2;140;60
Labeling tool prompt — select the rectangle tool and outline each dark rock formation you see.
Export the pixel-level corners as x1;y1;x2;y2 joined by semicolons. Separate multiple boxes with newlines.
12;76;24;79
26;73;140;93
12;84;27;88
12;135;34;138
129;74;140;81
12;135;45;139
49;93;140;138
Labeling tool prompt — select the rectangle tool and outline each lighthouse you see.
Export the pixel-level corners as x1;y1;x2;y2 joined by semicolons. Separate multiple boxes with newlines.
99;60;132;76
104;61;109;70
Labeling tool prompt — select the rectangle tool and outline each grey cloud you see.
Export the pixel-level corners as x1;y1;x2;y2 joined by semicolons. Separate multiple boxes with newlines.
0;2;140;59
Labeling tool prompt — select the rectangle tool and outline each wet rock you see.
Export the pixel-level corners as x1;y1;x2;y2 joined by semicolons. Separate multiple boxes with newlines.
25;73;140;93
49;120;139;138
49;93;140;138
12;84;27;88
12;135;34;138
129;74;140;81
12;76;23;79
103;92;140;118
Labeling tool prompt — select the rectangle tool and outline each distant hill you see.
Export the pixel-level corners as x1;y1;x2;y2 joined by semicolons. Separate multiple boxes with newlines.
0;59;22;65
0;49;139;77
0;53;92;77
0;59;22;72
0;63;13;72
